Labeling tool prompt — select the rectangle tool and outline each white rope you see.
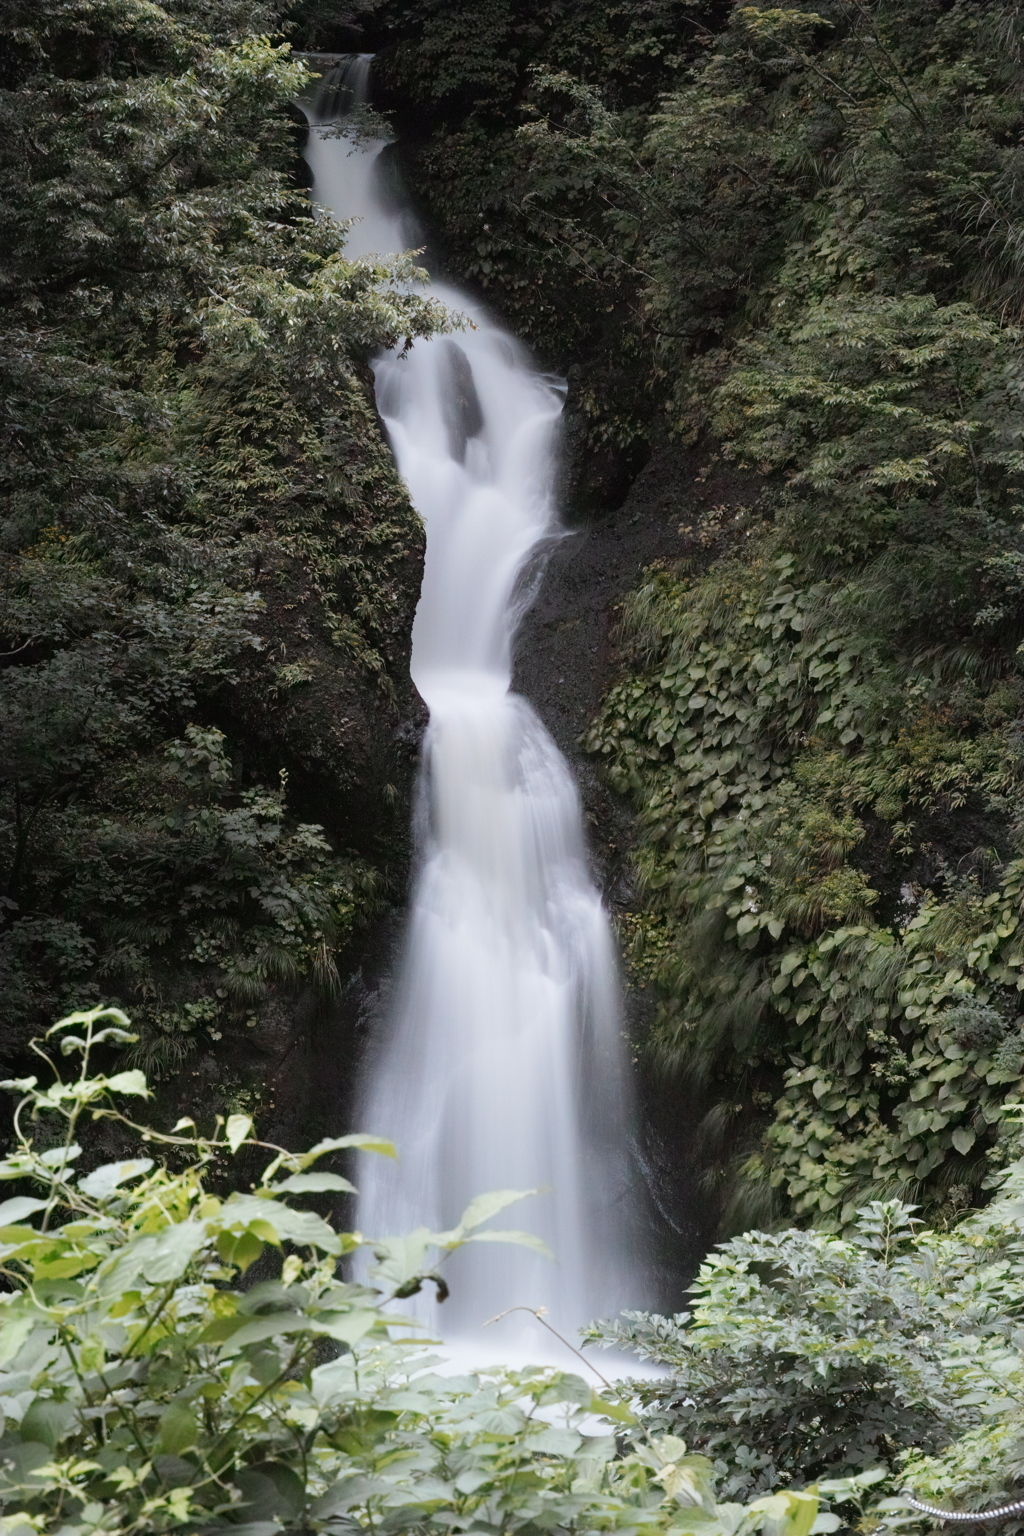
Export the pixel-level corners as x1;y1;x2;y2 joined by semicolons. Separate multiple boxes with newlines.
901;1493;1024;1524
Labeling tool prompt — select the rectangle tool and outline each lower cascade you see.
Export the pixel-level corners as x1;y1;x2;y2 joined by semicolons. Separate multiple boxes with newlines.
302;57;647;1360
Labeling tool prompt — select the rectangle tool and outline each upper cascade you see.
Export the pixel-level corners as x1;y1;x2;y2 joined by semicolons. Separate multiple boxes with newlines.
300;54;650;1364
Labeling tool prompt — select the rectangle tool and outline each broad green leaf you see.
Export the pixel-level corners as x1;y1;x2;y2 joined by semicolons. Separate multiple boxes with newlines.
432;1189;537;1246
233;1463;304;1523
50;1007;131;1034
0;1304;38;1366
217;1228;265;1273
784;1493;822;1536
272;1171;356;1195
79;1335;106;1374
748;1491;819;1536
648;1435;689;1468
367;1230;431;1287
300;1133;397;1167
0;1198;47;1225
218;1196;341;1254
463;1227;551;1256
226;1114;253;1153
198;1314;247;1343
142;1219;210;1282
456;1187;537;1232
157;1403;198;1455
588;1393;637;1425
102;1220;208;1293
101;1070;150;1098
220;1313;310;1350
20;1398;74;1451
529;1425;583;1456
314;1309;379;1345
77;1159;153;1198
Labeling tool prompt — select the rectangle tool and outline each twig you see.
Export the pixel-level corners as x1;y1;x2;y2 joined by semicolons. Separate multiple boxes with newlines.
483;1305;614;1390
0;635;41;659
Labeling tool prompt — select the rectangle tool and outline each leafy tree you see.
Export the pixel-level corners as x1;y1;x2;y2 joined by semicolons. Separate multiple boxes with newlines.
0;0;448;1070
363;0;713;496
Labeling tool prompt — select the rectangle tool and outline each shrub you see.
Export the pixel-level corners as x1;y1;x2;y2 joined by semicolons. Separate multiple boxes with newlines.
0;1006;875;1536
591;1175;1024;1513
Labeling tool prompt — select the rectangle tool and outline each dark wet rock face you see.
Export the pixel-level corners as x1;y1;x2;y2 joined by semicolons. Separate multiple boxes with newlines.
515;443;693;782
245;906;405;1162
513;437;758;1303
441;340;486;463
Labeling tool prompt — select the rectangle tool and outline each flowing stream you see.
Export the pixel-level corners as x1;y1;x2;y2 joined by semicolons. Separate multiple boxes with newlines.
302;58;646;1362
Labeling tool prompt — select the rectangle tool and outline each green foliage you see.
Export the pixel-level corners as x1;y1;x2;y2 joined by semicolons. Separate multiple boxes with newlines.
369;0;707;464
584;541;1024;1222
0;0;449;1055
590;1195;1014;1499
0;1005;871;1536
62;723;380;1057
501;0;1024;1223
380;0;699;117
592;1165;1024;1518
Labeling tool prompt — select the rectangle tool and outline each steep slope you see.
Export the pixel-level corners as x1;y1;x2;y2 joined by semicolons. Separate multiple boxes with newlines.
360;0;1024;1230
0;0;441;1139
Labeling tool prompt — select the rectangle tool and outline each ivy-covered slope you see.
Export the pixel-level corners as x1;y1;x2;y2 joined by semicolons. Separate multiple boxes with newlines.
368;0;1024;1228
0;0;445;1114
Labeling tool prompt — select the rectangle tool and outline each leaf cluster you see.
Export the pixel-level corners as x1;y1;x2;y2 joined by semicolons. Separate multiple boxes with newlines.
592;1177;1024;1520
0;1006;870;1536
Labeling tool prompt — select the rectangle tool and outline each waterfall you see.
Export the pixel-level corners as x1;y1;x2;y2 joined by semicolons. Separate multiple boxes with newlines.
301;57;647;1362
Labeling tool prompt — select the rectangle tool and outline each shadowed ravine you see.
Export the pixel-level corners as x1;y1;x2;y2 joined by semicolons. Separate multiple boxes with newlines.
301;57;649;1363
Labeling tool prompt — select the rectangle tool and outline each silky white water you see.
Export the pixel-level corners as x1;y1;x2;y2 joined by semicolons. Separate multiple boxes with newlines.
302;58;645;1363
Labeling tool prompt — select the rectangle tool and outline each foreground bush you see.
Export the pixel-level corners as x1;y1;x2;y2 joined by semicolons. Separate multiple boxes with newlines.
592;1163;1024;1513
0;1007;879;1536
